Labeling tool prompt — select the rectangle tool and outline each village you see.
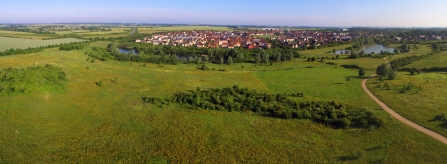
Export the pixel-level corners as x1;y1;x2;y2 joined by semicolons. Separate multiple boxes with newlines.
134;29;365;49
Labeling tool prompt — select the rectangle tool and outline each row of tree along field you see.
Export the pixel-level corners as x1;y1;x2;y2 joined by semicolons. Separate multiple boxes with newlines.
0;41;90;56
142;86;385;130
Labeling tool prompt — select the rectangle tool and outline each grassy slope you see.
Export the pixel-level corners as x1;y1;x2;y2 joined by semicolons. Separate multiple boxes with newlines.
0;37;85;51
1;44;447;163
403;50;447;69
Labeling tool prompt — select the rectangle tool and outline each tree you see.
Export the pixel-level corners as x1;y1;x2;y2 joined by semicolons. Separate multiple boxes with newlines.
276;53;281;62
346;77;351;83
333;49;336;54
359;50;365;57
336;54;340;59
376;64;388;77
228;56;233;65
220;57;224;65
255;53;261;65
387;69;397;80
358;68;366;77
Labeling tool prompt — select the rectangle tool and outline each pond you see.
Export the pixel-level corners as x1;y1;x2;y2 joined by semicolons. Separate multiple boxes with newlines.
334;44;395;55
119;48;138;54
360;44;395;54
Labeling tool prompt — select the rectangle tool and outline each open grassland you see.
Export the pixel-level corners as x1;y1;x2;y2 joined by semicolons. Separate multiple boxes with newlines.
255;66;378;108
0;37;85;51
1;45;447;163
367;72;447;137
403;50;447;69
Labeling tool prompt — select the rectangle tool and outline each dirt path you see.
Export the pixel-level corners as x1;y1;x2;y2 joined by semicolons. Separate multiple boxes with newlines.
362;58;447;145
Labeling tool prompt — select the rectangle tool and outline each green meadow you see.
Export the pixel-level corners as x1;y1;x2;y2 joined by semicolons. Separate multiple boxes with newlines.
364;45;447;137
1;41;447;163
0;37;85;51
403;50;447;69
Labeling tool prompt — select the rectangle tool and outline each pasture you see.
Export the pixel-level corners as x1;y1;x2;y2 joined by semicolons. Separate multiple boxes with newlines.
1;44;447;163
0;37;85;51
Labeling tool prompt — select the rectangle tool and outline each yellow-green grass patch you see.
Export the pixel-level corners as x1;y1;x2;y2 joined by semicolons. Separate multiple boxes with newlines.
0;37;85;51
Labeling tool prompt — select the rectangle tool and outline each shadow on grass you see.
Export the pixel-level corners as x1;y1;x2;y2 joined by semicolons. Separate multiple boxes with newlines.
346;76;368;80
332;83;348;85
337;155;360;161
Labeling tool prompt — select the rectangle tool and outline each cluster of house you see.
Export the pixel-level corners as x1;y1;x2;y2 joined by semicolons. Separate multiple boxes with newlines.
394;35;445;41
135;29;362;49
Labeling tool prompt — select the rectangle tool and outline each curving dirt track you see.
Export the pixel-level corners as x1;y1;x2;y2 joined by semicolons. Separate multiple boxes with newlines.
362;75;447;145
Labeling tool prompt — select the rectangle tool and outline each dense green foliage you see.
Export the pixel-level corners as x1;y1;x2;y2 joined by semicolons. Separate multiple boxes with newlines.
86;42;302;65
358;68;366;77
59;42;90;51
0;64;66;96
431;42;447;52
398;43;412;53
0;46;45;56
142;86;385;129
376;64;388;77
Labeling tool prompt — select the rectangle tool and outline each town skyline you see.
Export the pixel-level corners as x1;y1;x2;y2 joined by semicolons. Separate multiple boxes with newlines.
2;0;447;27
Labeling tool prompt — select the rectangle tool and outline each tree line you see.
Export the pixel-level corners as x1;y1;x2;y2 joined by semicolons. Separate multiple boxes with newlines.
0;41;90;56
86;42;301;65
142;86;385;129
390;53;434;70
59;42;90;51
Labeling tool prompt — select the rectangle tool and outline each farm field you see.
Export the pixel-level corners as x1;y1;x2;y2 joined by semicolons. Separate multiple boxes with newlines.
1;44;447;163
137;26;231;34
0;37;85;51
0;30;35;35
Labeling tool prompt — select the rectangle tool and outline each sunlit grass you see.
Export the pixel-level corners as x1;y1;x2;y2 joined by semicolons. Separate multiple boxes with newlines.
1;46;447;163
367;72;447;137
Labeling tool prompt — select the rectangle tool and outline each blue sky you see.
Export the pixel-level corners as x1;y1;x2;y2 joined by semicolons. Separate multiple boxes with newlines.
1;0;447;27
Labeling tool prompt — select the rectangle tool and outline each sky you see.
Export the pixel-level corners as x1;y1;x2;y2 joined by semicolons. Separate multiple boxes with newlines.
1;0;447;27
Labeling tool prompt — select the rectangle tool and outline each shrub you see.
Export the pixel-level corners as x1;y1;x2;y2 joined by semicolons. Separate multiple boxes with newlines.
387;69;397;80
358;68;366;77
95;81;103;87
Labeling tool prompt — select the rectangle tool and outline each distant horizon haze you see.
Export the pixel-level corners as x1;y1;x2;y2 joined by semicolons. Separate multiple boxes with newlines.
1;0;447;27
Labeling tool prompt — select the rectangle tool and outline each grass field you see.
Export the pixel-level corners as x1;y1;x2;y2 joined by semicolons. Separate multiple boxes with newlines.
0;37;85;51
367;71;447;137
1;43;447;163
403;50;447;69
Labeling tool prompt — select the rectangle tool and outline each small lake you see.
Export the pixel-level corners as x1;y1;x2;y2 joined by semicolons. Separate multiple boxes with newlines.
334;44;395;54
119;48;138;54
360;44;395;54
